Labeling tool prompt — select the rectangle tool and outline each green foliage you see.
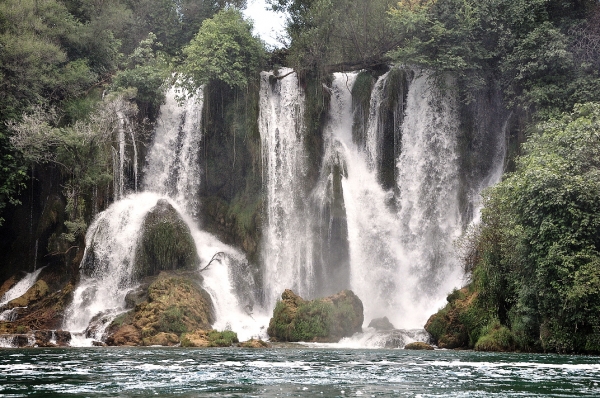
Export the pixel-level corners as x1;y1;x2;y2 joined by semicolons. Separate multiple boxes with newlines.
468;102;600;353
206;330;239;347
269;299;333;341
180;8;265;90
158;305;188;334
474;320;515;352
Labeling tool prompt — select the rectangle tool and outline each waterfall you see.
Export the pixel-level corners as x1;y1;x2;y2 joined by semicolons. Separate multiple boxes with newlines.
365;72;390;171
143;86;204;218
0;267;45;321
64;85;265;344
259;68;315;306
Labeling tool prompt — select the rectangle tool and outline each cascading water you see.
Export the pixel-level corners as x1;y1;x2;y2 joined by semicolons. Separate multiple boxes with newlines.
0;267;45;321
64;85;265;345
261;68;507;336
259;68;315;307
143;86;204;218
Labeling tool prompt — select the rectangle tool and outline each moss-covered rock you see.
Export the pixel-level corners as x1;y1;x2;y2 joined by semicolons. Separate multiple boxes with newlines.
7;280;49;308
239;338;269;348
474;321;515;352
106;272;214;346
267;289;363;343
368;316;395;331
404;341;434;350
425;287;489;349
133;200;199;278
180;329;239;347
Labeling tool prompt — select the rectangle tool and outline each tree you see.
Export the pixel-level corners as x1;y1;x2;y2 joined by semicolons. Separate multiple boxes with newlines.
473;102;600;352
180;8;265;89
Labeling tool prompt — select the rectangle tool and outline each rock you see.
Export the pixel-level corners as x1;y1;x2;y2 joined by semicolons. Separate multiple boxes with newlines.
0;275;18;300
368;316;395;331
105;272;215;346
425;287;476;349
143;332;180;346
34;330;71;347
7;280;49;308
106;325;142;346
267;289;363;343
238;338;269;348
404;341;434;350
133;200;200;278
180;329;239;347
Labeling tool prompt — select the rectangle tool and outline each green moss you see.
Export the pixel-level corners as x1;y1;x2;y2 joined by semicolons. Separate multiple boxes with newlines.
134;200;199;278
157;305;187;335
207;330;239;347
475;320;515;352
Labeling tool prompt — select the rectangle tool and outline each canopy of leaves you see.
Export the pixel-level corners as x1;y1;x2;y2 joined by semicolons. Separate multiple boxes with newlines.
472;102;600;353
180;8;265;89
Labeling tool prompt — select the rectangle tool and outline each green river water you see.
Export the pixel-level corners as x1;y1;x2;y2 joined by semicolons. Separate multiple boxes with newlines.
0;347;598;397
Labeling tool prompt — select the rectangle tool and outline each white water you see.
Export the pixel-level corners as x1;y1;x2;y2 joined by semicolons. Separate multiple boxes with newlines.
262;69;503;334
0;268;44;307
65;85;264;344
143;86;204;218
259;69;315;307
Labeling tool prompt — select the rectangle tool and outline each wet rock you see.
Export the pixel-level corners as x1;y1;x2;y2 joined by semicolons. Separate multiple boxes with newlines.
106;325;141;346
34;330;71;347
238;338;269;348
105;272;214;346
0;275;18;300
180;329;239;347
368;316;395;331
404;341;434;350
267;289;363;343
143;332;180;346
133;200;200;278
7;280;49;309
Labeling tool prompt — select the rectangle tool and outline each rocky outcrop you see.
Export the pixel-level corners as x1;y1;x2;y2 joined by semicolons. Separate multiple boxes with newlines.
267;289;363;343
238;338;269;348
404;341;434;350
425;287;480;349
106;272;215;346
180;329;239;347
133;200;200;278
7;280;49;308
368;316;395;331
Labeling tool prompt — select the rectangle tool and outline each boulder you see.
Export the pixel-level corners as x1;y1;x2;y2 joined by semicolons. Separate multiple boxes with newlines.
425;287;476;349
143;332;180;346
368;316;395;331
34;330;71;347
7;280;49;308
0;275;18;300
133;200;200;278
106;272;215;346
106;325;141;346
404;341;434;350
180;329;239;347
239;338;269;348
267;289;363;342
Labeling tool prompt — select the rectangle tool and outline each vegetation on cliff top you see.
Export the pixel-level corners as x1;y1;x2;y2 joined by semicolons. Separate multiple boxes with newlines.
429;103;600;354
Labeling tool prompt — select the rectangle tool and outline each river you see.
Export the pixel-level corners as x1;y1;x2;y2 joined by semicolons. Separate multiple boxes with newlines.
1;347;598;397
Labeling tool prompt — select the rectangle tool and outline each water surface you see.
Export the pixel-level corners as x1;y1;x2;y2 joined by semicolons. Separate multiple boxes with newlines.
0;348;598;397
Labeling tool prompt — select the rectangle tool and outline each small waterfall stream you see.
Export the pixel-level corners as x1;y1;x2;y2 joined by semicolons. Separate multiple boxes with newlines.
259;68;315;307
64;86;264;345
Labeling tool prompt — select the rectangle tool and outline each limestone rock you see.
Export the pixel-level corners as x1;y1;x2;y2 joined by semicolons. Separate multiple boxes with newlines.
7;280;49;308
404;341;434;350
238;338;269;348
105;272;214;346
106;325;141;346
143;332;180;346
180;329;239;347
368;316;395;331
267;289;363;343
34;330;71;347
133;199;200;278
